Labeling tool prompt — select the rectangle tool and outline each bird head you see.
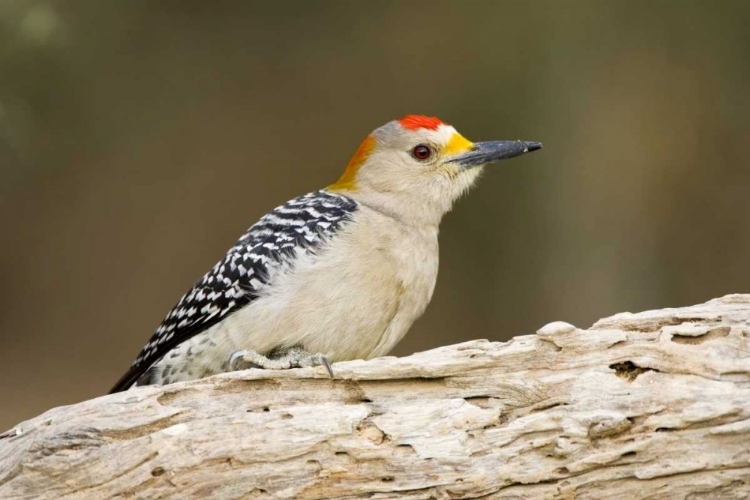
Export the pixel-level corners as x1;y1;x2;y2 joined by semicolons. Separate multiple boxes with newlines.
328;115;542;225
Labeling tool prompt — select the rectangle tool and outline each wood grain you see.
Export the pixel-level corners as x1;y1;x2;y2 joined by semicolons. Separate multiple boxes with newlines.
2;295;749;499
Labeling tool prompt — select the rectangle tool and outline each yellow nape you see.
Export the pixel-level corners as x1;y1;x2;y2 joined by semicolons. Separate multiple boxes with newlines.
443;132;474;157
329;135;376;192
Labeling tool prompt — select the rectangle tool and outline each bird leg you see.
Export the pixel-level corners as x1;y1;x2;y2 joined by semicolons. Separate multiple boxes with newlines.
228;346;334;377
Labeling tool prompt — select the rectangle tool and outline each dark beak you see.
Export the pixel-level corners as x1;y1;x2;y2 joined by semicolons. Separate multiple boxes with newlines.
449;140;542;169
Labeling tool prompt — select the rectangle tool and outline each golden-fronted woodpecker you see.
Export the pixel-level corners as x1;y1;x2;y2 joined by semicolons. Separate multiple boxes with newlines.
109;115;541;393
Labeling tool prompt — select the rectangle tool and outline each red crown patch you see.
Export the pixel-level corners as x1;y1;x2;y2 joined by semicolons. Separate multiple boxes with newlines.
397;115;445;131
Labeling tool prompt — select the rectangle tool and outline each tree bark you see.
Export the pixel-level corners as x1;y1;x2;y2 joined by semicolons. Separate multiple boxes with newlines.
2;295;750;499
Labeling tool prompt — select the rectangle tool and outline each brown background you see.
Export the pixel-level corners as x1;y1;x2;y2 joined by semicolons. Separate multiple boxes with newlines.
1;1;749;431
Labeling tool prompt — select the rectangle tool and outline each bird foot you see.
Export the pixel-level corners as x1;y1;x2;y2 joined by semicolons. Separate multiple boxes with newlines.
228;347;334;377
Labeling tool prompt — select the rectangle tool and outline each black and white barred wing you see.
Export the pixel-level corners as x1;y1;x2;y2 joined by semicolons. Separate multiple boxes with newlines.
109;190;358;393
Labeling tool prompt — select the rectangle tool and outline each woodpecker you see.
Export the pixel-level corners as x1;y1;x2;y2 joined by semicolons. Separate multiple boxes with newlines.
109;115;541;393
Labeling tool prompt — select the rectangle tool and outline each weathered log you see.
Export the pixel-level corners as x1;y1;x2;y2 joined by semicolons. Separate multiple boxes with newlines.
2;295;750;499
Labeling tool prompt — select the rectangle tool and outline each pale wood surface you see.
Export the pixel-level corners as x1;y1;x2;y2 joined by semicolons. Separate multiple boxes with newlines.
2;295;750;499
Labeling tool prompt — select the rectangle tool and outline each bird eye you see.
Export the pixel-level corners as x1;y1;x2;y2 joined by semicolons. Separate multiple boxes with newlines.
411;144;432;161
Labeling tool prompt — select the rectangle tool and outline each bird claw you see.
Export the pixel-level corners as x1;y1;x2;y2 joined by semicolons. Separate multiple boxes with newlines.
228;347;334;378
319;356;334;378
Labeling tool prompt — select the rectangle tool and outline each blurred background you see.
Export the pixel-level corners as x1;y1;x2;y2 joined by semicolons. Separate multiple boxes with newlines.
1;0;749;430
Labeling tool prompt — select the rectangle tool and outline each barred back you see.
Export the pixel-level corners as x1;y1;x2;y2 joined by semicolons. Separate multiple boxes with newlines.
110;190;358;393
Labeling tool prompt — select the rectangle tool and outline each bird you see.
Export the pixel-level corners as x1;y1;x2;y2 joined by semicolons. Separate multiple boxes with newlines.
109;115;542;393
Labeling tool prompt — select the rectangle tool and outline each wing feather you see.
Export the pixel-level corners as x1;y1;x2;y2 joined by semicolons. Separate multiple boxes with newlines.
109;190;358;393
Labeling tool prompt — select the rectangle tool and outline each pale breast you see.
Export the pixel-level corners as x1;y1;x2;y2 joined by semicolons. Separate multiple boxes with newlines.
148;207;440;383
219;207;439;361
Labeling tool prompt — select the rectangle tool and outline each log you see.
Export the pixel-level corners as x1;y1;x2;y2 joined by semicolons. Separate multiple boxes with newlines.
2;295;750;499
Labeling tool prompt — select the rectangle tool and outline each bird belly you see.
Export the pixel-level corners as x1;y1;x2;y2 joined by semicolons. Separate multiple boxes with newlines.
147;210;439;383
222;210;440;362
